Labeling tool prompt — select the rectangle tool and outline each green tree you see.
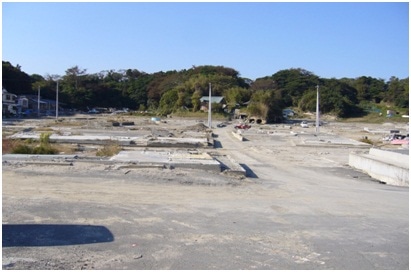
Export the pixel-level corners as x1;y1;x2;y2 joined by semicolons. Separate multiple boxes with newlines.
319;79;361;117
122;72;150;109
64;66;87;90
248;90;284;123
224;87;251;111
354;76;386;103
2;61;32;94
385;77;409;108
271;68;319;107
191;90;202;112
158;89;178;115
250;76;275;91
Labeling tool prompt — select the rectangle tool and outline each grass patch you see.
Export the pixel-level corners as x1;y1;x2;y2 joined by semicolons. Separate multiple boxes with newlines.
4;132;59;155
32;144;59;154
342;102;409;123
2;136;21;154
96;142;122;157
341;112;409;123
10;143;59;155
11;144;34;154
42;119;86;127
170;111;228;120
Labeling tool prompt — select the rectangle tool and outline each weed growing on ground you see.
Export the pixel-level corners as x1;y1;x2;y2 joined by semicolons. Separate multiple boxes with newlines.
39;132;52;145
359;137;374;145
10;142;33;154
96;142;122;157
2;136;20;154
7;132;59;155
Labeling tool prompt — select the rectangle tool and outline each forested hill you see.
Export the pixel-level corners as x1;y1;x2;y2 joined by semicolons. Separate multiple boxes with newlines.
2;61;409;121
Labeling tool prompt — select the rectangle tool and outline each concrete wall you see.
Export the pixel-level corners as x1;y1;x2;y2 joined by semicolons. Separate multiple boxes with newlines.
349;148;409;187
369;148;409;168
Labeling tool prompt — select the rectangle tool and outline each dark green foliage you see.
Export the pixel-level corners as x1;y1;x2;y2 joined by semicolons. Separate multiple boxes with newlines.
2;61;32;94
248;90;284;123
224;87;252;111
385;77;409;108
271;68;320;107
3;61;408;121
320;79;362;117
353;76;385;102
30;74;61;101
159;89;179;115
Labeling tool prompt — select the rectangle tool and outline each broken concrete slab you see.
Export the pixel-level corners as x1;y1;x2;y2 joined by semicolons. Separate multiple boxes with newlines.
110;150;221;172
2;154;79;162
215;154;246;177
9;132;211;148
147;137;211;148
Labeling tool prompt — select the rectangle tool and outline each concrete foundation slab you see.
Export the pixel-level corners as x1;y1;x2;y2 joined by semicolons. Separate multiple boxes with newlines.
110;150;221;172
296;134;371;147
9;132;210;148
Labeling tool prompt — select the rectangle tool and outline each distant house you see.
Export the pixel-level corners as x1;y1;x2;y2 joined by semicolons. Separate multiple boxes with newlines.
2;88;62;117
3;89;17;103
17;96;29;110
199;96;226;112
18;95;50;112
2;89;18;116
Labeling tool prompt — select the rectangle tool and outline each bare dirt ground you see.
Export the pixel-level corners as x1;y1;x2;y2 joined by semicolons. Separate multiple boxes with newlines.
2;115;409;269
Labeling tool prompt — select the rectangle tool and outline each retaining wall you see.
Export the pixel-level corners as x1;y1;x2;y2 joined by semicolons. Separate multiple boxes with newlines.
349;148;409;187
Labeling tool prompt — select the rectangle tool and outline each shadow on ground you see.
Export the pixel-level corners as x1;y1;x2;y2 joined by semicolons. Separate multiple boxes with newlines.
3;224;114;247
240;163;259;178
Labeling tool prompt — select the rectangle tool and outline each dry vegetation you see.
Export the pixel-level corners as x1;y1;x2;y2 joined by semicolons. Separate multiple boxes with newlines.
95;142;122;157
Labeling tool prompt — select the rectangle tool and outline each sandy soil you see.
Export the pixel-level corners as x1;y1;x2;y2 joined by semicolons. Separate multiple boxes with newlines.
2;116;409;269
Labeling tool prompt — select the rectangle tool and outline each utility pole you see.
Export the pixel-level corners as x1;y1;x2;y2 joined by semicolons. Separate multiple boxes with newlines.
208;82;212;128
315;85;320;134
56;81;59;119
37;86;40;117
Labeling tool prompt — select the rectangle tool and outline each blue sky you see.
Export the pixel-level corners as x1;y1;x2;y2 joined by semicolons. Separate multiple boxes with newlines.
2;2;409;81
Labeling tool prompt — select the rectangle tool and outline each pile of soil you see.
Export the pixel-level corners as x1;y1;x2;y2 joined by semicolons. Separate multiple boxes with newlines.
183;122;209;132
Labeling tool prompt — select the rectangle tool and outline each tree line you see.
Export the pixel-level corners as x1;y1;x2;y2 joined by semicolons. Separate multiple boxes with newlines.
2;61;409;122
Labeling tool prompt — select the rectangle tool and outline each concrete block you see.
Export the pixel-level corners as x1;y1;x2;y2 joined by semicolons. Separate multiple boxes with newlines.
232;131;244;141
349;148;409;187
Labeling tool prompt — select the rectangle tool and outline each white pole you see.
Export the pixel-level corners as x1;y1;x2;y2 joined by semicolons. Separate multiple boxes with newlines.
56;81;59;119
315;85;320;134
37;86;40;117
208;82;212;128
